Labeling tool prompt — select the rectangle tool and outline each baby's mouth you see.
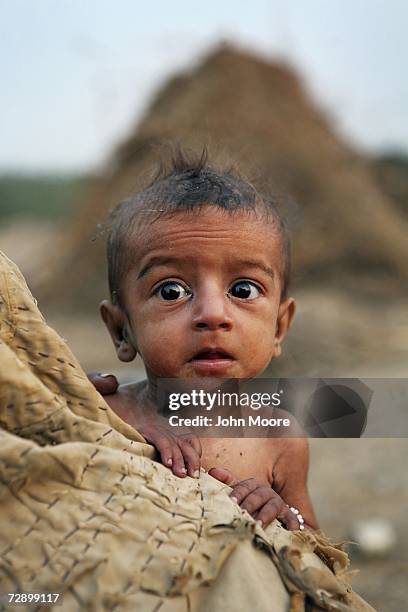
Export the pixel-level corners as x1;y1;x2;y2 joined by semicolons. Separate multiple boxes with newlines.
188;348;236;374
190;349;234;361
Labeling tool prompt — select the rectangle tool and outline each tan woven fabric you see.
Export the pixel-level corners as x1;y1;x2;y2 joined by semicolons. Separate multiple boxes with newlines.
0;251;375;611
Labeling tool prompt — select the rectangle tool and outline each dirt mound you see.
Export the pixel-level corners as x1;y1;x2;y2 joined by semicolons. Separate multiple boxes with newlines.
41;44;408;310
371;153;408;216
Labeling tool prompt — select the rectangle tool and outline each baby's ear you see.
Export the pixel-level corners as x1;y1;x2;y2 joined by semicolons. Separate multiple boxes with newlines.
99;300;137;362
274;298;296;357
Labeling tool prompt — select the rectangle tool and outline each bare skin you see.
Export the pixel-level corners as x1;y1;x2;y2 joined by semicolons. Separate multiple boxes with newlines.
98;375;318;530
98;207;318;530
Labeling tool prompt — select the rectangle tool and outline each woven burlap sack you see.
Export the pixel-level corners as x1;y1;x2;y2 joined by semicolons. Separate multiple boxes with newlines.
0;251;374;611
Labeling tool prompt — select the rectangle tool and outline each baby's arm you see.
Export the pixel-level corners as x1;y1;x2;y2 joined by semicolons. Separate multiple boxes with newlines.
207;437;318;531
271;438;318;530
88;373;202;479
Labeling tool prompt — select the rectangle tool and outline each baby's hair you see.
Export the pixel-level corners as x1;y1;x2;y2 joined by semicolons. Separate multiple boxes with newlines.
107;145;291;304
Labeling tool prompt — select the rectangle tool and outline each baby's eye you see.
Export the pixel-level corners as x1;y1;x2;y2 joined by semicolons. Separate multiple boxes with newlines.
156;281;191;301
229;281;261;300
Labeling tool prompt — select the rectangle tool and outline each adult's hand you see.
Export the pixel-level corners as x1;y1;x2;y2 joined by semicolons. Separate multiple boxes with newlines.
87;372;119;395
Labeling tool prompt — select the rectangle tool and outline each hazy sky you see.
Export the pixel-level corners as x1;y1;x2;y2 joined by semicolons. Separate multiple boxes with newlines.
1;0;407;172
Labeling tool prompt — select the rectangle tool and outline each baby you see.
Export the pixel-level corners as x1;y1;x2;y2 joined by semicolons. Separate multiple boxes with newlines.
98;148;318;530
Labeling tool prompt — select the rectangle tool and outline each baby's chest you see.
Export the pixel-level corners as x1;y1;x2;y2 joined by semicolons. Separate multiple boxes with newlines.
200;438;276;486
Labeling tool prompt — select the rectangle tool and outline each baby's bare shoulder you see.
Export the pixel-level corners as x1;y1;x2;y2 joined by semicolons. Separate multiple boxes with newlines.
256;436;307;483
104;381;147;426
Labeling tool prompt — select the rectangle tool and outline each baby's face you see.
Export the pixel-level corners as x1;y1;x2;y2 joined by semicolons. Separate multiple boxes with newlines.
114;207;294;380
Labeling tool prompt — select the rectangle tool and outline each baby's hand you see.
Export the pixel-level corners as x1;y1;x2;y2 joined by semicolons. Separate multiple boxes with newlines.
229;477;300;530
209;467;301;530
139;421;202;479
88;373;201;479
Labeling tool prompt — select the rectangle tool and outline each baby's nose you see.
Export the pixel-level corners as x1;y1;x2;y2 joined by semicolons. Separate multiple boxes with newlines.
192;291;233;331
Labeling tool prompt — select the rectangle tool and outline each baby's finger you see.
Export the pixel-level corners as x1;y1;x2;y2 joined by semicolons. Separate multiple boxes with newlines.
277;505;301;531
229;478;258;504
153;435;175;470
257;498;286;529
178;439;201;478
182;434;202;458
240;487;274;515
171;443;187;478
208;467;237;486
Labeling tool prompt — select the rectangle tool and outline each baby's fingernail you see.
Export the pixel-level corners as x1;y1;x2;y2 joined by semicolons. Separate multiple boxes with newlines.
230;496;238;504
193;470;200;479
257;520;263;528
180;467;187;474
167;458;173;466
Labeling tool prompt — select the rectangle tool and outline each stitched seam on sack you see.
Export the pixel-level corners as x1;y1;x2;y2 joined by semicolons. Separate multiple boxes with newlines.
0;268;17;343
